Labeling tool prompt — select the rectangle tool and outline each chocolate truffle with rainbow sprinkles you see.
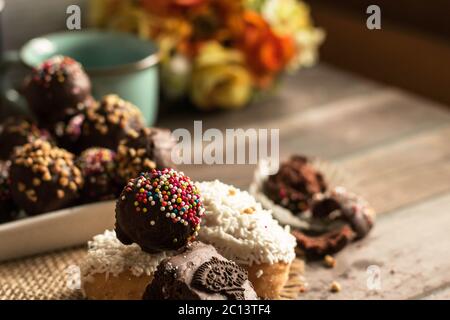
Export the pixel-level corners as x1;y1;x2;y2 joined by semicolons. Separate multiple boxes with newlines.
115;168;205;253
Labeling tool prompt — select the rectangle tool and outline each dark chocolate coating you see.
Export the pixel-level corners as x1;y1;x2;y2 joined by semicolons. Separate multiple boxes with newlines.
116;127;176;183
75;95;144;151
311;187;374;239
50;97;96;153
0;161;19;223
76;148;120;203
0;116;51;160
143;242;258;300
115;190;192;253
23;56;92;127
264;155;327;214
9;139;83;215
115;170;203;253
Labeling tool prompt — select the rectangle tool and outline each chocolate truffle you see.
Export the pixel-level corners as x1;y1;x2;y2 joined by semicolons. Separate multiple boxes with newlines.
116;127;176;183
143;242;258;300
75;95;145;151
23;56;92;126
0;116;52;160
76;148;119;202
50;97;96;153
0;161;19;223
264;155;327;214
115;168;204;253
9;139;83;215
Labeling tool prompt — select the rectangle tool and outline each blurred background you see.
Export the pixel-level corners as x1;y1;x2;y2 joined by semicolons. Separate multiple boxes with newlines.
1;0;449;108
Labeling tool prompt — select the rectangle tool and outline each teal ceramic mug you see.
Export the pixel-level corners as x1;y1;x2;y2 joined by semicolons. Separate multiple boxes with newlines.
1;30;160;125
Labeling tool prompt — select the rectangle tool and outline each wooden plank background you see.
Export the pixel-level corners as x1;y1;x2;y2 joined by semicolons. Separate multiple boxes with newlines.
158;63;450;300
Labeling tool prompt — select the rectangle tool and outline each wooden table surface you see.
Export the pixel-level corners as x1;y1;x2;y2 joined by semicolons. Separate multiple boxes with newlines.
158;63;450;300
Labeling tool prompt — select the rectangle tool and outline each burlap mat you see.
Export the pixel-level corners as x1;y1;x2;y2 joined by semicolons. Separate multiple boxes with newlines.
0;248;305;300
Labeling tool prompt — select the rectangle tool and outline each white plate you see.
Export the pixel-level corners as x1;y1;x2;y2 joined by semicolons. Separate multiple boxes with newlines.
0;200;115;262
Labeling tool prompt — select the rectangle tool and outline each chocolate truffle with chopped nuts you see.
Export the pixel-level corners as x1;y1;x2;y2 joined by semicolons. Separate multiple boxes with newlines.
76;148;120;202
143;242;258;300
115;169;204;253
9;139;83;215
264;155;327;215
116;127;176;183
23;56;92;126
0;116;52;160
75;94;145;151
0;161;19;223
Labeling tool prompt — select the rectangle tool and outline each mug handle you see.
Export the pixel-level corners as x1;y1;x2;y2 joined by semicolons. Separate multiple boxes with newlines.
1;50;28;115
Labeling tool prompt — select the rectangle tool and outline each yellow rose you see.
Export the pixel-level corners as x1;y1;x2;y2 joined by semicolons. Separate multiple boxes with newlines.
190;42;252;110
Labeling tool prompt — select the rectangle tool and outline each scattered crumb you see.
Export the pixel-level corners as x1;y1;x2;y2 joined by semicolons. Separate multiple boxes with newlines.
255;269;264;278
228;188;236;196
390;269;395;275
299;286;307;293
324;255;336;268
330;281;341;293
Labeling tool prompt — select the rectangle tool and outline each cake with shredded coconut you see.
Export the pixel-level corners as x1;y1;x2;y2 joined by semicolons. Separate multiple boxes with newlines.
196;180;297;299
81;230;174;300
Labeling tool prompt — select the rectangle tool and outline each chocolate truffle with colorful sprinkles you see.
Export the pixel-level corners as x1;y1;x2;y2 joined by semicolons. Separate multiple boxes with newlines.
9;139;84;215
76;148;119;202
0;161;19;223
0;116;52;160
75;94;145;151
115;168;205;253
23;56;92;126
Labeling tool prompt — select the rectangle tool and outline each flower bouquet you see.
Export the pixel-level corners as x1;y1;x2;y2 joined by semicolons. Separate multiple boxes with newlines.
90;0;324;111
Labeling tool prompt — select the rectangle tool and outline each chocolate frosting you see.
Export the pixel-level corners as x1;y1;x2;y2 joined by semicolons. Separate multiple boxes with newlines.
143;242;258;300
264;155;327;214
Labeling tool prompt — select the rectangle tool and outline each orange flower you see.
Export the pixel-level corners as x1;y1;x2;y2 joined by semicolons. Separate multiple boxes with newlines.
239;11;296;87
139;0;206;16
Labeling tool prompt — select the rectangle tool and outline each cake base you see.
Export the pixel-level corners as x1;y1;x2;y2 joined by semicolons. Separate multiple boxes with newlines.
83;270;152;300
245;262;291;299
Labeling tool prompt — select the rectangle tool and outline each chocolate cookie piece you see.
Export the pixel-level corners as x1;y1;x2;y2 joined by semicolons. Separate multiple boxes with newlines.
292;225;354;259
312;187;375;239
9;139;83;215
116;127;176;183
75;95;145;151
143;242;258;300
23;56;92;126
0;161;19;223
115;169;204;253
0;116;52;160
76;148;119;202
264;155;327;215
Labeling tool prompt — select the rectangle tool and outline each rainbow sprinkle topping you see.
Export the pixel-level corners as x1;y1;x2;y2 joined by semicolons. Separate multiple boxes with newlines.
122;168;204;238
